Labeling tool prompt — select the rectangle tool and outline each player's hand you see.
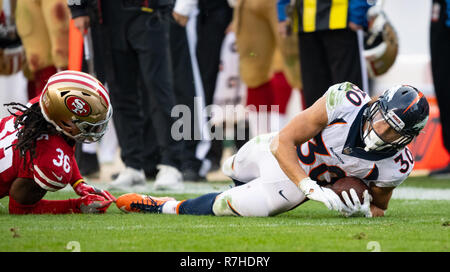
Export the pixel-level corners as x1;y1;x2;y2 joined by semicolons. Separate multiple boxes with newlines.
341;189;372;217
73;181;116;202
348;22;363;32
298;177;344;211
172;11;189;27
73;16;90;34
278;21;288;38
78;194;112;214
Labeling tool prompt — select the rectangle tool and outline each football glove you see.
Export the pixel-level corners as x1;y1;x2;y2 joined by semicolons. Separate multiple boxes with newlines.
298;177;345;212
340;189;372;218
78;194;112;214
73;180;116;202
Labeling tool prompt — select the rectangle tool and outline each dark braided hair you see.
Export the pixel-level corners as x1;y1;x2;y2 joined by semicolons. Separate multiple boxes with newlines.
4;102;61;168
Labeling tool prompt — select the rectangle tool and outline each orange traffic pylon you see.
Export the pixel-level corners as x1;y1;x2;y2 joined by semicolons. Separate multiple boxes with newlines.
408;96;450;171
68;19;83;72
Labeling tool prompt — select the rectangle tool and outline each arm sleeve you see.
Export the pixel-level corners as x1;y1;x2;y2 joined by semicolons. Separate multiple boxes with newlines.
227;0;237;8
277;0;291;21
32;163;69;192
70;157;84;188
324;82;371;126
371;149;414;188
173;0;199;17
348;0;373;27
371;175;406;188
324;83;348;124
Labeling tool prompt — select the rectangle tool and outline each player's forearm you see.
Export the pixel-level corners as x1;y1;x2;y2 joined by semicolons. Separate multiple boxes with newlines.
9;196;81;214
370;185;393;211
270;96;328;187
370;204;385;217
270;134;308;186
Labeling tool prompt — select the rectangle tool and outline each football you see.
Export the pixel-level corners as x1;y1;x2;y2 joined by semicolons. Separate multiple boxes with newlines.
330;176;369;204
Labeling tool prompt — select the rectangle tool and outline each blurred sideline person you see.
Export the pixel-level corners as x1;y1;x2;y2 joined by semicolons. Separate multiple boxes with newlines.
68;0;119;179
116;83;429;218
70;0;187;191
194;0;233;175
172;0;234;178
278;0;371;108
0;0;25;77
210;32;250;166
15;0;70;99
429;0;450;177
233;0;303;137
170;0;206;182
0;0;28;115
0;71;115;214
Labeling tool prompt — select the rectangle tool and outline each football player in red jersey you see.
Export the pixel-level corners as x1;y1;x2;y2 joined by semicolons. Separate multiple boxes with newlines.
0;70;116;214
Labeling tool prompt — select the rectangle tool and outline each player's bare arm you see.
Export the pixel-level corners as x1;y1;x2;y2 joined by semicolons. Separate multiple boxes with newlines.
270;96;344;212
9;178;47;205
270;96;328;186
369;185;394;217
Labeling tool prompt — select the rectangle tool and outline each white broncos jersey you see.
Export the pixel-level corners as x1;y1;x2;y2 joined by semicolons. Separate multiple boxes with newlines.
297;82;414;188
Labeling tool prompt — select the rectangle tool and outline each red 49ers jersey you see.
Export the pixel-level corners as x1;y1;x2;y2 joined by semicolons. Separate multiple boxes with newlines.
0;115;82;198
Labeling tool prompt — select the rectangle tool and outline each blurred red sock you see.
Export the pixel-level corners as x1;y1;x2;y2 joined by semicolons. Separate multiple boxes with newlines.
28;66;58;99
270;72;292;114
246;81;274;111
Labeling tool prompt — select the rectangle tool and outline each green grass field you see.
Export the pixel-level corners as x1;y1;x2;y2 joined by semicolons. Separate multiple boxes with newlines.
0;177;449;252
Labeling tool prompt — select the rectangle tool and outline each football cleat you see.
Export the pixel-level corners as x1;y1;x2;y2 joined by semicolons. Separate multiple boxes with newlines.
116;193;175;213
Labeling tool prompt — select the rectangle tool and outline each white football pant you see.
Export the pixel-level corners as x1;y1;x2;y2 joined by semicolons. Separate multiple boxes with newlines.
213;132;306;216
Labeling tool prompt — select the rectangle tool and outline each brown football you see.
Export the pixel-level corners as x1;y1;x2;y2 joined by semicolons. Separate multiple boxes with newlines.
329;176;369;204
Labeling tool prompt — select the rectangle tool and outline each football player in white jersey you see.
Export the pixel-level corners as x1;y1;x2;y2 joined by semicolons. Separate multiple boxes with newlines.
116;82;429;218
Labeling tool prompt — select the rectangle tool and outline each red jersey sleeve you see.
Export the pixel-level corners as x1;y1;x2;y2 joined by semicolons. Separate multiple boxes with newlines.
70;154;83;187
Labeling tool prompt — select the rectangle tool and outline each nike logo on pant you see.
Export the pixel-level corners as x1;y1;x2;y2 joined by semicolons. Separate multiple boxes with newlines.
278;190;289;202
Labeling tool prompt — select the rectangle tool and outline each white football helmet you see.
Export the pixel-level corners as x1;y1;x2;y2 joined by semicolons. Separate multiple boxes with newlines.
363;5;399;78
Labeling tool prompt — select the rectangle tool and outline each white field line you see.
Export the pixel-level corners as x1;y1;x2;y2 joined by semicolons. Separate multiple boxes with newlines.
392;187;450;200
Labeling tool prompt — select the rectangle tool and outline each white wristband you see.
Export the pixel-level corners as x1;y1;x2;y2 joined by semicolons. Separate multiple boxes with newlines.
298;177;314;195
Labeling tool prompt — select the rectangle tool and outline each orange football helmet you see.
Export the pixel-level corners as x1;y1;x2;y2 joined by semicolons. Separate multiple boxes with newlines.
39;70;112;143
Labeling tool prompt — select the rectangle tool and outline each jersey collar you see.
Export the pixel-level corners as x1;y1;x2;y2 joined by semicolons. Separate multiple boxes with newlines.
342;103;398;161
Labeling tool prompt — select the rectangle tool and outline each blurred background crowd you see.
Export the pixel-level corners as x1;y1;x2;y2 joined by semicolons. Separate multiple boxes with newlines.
0;0;448;191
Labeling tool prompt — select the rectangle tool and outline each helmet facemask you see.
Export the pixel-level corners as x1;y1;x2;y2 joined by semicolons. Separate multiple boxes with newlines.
362;102;413;152
72;106;113;143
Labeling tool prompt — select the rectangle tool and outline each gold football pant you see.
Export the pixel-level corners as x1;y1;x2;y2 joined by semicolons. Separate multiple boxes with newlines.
15;0;70;72
234;0;301;89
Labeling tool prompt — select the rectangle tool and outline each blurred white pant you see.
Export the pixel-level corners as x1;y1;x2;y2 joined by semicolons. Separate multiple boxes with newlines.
213;132;306;216
0;72;28;119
